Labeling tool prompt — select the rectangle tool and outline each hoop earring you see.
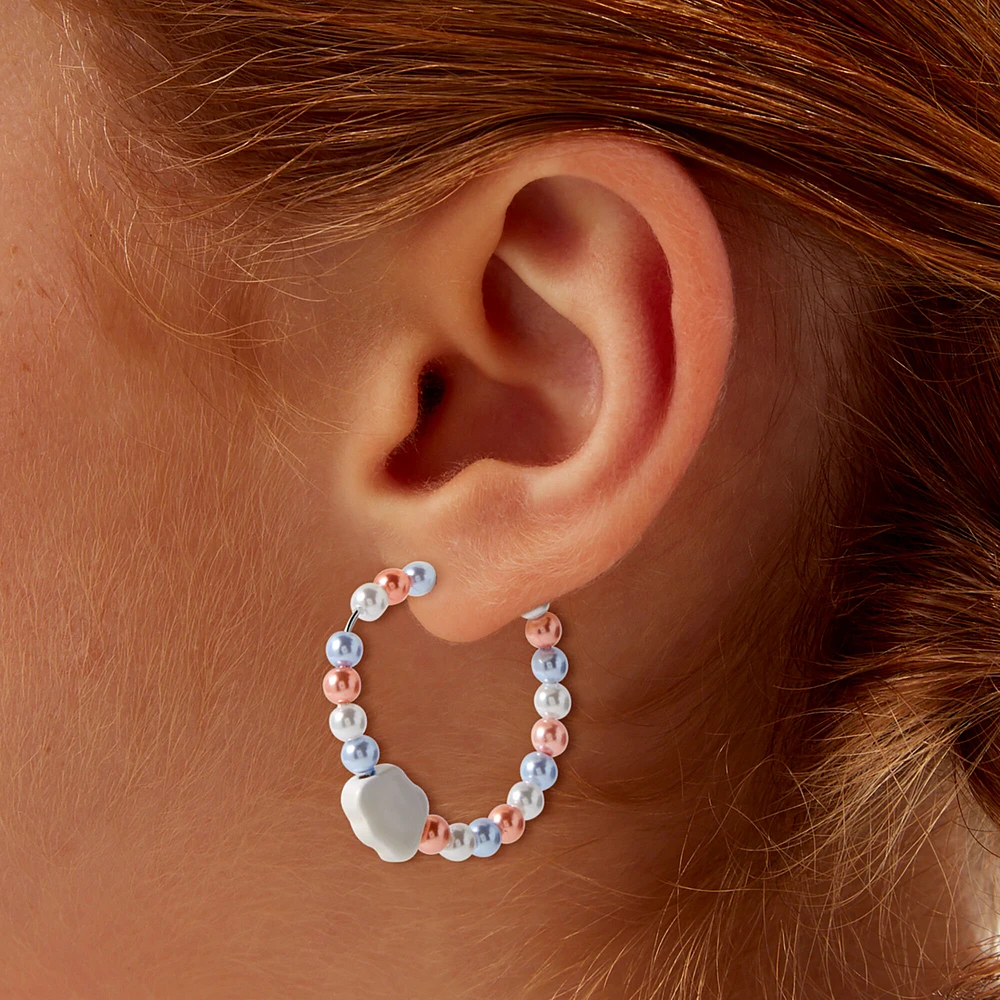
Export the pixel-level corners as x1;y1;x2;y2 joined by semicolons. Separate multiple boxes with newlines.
323;562;571;863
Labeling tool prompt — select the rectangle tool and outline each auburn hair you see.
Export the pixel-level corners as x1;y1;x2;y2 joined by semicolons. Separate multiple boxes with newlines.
54;0;1000;995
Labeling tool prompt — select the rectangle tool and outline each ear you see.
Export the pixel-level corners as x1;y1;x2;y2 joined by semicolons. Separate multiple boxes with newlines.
342;134;734;643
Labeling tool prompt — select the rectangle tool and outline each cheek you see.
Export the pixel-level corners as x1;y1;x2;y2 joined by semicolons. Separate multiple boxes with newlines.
0;278;112;586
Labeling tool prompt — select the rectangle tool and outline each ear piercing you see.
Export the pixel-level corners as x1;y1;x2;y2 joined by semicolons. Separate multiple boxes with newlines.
323;562;571;863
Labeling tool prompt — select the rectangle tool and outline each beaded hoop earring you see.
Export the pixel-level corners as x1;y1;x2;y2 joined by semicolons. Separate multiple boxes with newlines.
323;562;571;863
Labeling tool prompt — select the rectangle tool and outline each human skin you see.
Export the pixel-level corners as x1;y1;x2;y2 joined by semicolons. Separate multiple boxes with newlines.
0;2;974;997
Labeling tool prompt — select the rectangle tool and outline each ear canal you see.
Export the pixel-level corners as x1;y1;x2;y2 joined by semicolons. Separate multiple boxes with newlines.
384;361;449;487
384;247;600;490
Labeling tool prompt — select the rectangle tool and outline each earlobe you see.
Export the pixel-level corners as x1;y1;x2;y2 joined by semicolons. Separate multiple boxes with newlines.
347;135;734;643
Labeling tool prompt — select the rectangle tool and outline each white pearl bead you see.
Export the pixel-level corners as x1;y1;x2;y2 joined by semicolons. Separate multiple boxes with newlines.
439;822;477;862
534;682;572;720
329;703;368;741
507;781;544;821
350;583;390;622
521;602;551;620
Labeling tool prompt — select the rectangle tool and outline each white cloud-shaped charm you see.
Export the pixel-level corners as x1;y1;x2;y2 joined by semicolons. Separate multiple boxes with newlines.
341;763;430;863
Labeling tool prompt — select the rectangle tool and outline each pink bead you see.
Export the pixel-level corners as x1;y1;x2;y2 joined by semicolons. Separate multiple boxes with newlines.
525;612;562;649
488;804;525;844
532;718;569;757
374;568;411;605
417;814;451;855
322;666;361;704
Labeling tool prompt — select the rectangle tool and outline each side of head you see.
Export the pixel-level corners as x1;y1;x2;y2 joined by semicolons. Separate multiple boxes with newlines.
4;0;1000;996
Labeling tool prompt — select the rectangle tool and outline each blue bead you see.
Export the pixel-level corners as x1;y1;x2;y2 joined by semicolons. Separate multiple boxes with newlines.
531;646;568;684
520;751;558;791
403;561;437;597
469;817;503;858
342;735;380;775
326;630;364;668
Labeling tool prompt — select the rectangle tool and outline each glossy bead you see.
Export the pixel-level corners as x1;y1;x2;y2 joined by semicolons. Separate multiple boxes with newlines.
470;818;503;858
531;646;569;684
326;630;364;668
351;582;390;622
488;804;526;844
521;751;558;791
417;814;451;855
439;822;476;862
534;682;572;720
323;666;362;704
403;561;437;597
341;735;380;775
341;763;429;862
521;602;550;620
328;703;368;741
525;612;562;648
374;568;411;605
532;717;569;757
507;781;544;821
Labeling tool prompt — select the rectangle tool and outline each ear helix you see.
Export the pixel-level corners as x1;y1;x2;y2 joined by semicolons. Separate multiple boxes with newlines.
323;562;572;863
